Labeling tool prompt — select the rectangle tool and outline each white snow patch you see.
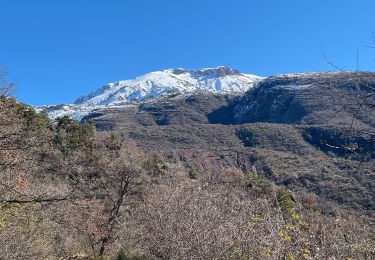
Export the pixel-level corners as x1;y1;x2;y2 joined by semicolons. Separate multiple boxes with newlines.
273;84;312;90
39;66;264;120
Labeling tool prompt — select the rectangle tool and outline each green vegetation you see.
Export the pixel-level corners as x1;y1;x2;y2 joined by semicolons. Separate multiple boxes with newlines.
276;188;295;219
56;115;96;150
1;96;52;131
237;127;255;147
245;169;274;196
113;247;150;260
188;168;198;179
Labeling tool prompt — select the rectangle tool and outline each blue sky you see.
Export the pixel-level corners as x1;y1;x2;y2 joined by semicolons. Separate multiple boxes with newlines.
1;0;375;105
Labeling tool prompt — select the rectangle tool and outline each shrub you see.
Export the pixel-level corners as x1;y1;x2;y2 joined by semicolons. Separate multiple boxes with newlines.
113;247;150;260
245;169;275;197
106;133;121;150
189;168;198;180
276;188;294;219
114;248;126;260
147;153;168;176
237;128;255;147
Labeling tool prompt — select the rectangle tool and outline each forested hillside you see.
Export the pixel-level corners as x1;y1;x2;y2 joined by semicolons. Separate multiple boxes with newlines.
1;93;375;259
2;0;375;258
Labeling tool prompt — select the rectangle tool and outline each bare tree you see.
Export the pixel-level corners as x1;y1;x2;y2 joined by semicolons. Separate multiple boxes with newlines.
91;145;145;256
321;43;375;163
0;67;15;97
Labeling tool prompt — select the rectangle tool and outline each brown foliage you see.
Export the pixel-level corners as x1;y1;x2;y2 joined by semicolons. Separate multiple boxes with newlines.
0;95;374;259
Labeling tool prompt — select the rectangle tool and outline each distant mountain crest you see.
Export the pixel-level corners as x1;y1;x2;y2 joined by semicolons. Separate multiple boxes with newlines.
169;66;242;77
40;66;263;120
74;66;262;106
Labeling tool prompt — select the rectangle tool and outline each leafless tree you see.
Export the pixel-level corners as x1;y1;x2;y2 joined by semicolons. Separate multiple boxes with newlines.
321;43;375;163
0;67;15;97
122;178;374;259
87;144;146;256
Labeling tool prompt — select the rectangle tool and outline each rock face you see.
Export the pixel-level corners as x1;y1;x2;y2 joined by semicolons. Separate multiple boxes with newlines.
233;71;375;127
81;93;236;129
82;71;375;140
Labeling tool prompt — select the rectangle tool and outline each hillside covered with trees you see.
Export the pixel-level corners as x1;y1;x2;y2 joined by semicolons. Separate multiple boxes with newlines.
1;73;375;259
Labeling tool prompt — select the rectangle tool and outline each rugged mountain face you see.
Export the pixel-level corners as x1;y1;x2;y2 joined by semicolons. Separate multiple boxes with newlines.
41;66;262;120
84;71;375;129
81;93;237;129
233;71;375;127
57;70;375;129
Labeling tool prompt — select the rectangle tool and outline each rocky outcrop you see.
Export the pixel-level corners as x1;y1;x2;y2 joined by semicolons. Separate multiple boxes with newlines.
233;71;375;127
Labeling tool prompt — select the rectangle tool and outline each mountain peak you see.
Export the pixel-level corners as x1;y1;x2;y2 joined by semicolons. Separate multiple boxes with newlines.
73;66;262;106
167;66;242;77
41;67;263;120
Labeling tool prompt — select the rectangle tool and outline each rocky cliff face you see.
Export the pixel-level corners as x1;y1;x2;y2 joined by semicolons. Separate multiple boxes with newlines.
233;71;375;127
81;93;236;129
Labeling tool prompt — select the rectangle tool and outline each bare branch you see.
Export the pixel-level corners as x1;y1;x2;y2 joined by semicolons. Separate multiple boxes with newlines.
0;67;15;97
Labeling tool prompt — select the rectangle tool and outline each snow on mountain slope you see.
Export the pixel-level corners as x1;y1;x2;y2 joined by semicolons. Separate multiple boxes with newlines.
40;66;263;120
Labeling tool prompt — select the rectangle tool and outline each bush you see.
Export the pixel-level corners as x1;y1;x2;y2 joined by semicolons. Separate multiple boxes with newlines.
104;132;122;150
276;188;295;219
245;169;275;196
147;153;168;176
237;128;255;147
189;168;198;180
114;248;126;260
113;247;150;260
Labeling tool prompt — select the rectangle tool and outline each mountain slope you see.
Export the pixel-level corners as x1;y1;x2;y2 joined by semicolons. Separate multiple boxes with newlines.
41;66;263;120
78;71;375;212
233;71;375;127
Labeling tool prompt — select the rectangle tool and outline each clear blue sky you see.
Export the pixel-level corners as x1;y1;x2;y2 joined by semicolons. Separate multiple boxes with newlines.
1;0;375;105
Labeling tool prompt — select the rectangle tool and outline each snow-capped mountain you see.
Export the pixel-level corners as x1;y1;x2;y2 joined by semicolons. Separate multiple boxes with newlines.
40;66;263;120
